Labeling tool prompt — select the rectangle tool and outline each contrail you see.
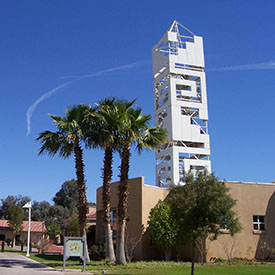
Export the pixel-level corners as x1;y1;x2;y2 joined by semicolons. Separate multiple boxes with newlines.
26;60;149;136
207;60;275;72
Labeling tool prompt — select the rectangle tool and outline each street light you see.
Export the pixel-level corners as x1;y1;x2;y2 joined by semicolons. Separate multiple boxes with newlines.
23;201;32;257
53;217;57;244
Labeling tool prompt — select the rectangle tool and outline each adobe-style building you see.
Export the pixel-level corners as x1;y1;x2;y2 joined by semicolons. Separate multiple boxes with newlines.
0;220;46;245
96;20;275;262
207;181;275;261
96;177;275;261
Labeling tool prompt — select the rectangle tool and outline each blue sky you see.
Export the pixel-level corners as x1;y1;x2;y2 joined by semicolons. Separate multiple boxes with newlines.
1;0;275;203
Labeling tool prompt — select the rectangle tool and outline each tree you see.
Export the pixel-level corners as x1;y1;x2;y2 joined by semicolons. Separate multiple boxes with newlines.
1;195;31;220
87;98;118;262
46;223;61;242
37;104;93;262
148;200;178;260
53;179;78;215
36;180;79;229
168;172;241;275
65;214;80;237
125;224;144;262
116;107;168;264
90;98;134;262
8;203;24;246
34;202;72;237
32;200;51;222
48;204;71;227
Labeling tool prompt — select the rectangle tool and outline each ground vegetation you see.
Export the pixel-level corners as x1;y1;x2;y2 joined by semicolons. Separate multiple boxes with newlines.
148;200;178;260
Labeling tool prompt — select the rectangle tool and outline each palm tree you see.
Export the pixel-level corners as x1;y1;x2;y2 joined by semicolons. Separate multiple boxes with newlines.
36;104;93;262
116;107;168;264
86;98;134;262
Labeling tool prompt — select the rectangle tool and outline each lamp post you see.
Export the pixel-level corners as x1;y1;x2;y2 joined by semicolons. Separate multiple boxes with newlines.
53;217;57;244
23;201;32;257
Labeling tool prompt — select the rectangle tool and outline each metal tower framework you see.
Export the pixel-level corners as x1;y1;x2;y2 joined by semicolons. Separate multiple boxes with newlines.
153;20;211;186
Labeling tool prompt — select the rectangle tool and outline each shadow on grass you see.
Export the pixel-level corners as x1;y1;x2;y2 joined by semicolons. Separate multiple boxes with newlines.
34;254;64;261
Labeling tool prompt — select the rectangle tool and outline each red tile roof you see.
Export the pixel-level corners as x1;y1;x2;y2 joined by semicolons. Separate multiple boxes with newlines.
86;211;96;220
0;220;46;233
63;210;96;225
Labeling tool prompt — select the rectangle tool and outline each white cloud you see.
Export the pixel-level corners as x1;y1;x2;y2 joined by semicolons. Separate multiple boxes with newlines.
207;60;275;72
26;60;148;136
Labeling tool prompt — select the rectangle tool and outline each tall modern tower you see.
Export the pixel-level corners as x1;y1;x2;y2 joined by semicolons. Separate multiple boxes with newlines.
153;20;211;186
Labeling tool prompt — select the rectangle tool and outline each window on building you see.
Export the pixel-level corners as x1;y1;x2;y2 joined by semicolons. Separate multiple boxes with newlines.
220;224;228;230
220;215;229;231
110;210;116;224
253;215;265;231
110;209;117;241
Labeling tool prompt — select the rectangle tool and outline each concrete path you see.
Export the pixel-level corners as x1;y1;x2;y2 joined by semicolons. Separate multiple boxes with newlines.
12;245;39;254
0;253;92;275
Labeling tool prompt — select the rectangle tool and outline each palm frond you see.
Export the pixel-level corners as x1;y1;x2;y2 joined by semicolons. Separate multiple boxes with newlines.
137;126;168;152
36;130;72;157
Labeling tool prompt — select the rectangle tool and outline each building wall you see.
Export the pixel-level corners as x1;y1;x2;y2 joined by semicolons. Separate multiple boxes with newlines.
96;177;144;259
140;183;169;259
96;177;275;261
206;181;275;261
0;230;43;244
96;177;169;260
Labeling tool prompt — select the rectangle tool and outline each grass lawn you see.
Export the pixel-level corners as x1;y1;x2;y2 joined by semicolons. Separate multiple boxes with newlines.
5;247;275;274
29;255;275;275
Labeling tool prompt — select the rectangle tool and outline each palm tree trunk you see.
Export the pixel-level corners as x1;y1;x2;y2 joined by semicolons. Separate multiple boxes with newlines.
116;144;130;265
73;139;90;262
103;146;116;262
116;220;126;264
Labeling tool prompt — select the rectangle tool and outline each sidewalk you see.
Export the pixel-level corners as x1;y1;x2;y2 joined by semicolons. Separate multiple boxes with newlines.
0;252;92;275
12;245;38;254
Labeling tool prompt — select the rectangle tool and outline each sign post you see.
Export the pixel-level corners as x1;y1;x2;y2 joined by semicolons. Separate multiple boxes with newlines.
63;237;86;272
22;201;32;257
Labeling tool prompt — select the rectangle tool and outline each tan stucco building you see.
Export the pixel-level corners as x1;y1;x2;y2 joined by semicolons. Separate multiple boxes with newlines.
0;220;46;245
207;181;275;261
96;177;169;260
96;177;275;261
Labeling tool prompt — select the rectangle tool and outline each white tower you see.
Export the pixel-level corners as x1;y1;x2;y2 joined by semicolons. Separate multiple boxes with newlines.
153;20;211;186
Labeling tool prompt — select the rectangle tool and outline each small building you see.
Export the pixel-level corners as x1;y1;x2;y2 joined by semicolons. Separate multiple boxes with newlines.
0;220;46;244
63;205;96;245
96;177;275;261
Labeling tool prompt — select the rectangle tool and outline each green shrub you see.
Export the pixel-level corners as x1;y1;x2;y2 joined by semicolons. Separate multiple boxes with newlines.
215;258;227;264
89;244;106;260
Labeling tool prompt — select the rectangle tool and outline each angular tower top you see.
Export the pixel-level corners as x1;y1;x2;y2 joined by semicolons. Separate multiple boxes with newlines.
168;20;195;38
152;20;204;78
